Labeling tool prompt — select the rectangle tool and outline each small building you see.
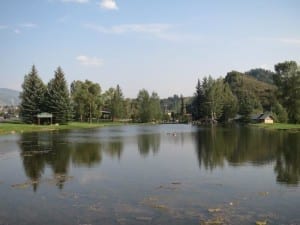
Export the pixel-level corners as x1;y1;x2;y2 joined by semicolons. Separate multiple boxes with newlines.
257;113;274;124
36;112;53;125
251;113;274;124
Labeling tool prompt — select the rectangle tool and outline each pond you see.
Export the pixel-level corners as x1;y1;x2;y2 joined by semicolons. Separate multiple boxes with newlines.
0;124;299;225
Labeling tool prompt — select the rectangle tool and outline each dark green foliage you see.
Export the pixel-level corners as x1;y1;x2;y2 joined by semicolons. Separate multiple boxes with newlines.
45;67;71;124
272;102;288;123
112;85;124;120
238;90;261;122
102;85;125;121
137;89;151;122
245;68;275;84
149;92;162;121
192;77;238;123
221;83;238;122
274;61;300;123
71;80;102;122
160;94;181;114
225;71;275;113
136;89;162;122
19;65;46;124
191;79;206;120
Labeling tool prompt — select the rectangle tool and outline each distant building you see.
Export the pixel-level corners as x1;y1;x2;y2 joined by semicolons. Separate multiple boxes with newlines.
251;113;274;124
36;112;53;125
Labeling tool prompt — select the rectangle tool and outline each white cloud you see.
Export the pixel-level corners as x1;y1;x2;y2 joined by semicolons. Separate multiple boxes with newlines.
19;23;38;28
99;0;118;10
84;23;201;42
14;29;21;34
76;55;103;67
61;0;89;3
84;23;171;34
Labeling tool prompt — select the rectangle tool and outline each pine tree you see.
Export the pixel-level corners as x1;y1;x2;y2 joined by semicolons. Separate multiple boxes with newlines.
19;65;46;124
45;67;71;124
192;79;206;120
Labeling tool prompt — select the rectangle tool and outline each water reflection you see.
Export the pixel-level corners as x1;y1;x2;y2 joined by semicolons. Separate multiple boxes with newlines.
18;125;300;191
137;133;161;156
18;131;123;191
194;125;300;185
274;133;300;185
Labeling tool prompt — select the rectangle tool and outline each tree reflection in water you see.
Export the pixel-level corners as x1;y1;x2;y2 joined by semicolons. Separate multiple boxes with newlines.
137;133;161;157
194;125;300;185
19;131;124;191
18;125;300;192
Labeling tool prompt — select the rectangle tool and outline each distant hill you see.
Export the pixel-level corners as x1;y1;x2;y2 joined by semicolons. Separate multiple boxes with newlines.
225;71;276;110
245;68;275;84
0;88;20;106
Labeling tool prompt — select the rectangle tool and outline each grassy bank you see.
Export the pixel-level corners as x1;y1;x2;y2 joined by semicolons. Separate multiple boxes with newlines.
252;123;300;131
0;121;125;135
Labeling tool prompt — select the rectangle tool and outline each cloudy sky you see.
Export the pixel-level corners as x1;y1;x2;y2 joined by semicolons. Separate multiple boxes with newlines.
0;0;300;97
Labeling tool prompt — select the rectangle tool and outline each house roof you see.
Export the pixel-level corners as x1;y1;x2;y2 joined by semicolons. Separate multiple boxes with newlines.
258;113;273;120
36;112;53;118
251;112;274;120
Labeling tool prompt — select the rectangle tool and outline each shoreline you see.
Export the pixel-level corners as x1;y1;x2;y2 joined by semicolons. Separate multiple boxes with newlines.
250;123;300;131
0;121;127;135
1;121;300;135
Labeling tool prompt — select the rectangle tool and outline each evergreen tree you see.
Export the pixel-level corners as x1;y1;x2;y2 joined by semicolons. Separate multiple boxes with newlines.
180;94;186;116
19;65;46;124
111;85;125;121
192;79;206;120
45;67;71;124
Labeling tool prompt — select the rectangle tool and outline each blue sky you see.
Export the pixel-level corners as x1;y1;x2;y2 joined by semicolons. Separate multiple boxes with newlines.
1;0;300;98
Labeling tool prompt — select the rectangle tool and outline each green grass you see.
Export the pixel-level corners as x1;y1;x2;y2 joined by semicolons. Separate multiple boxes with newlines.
0;121;126;135
252;123;300;131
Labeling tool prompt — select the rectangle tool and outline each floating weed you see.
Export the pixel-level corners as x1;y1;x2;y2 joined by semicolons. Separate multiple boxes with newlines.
200;217;224;225
208;208;222;213
11;182;30;189
256;220;267;225
258;191;269;197
154;204;168;210
11;179;40;189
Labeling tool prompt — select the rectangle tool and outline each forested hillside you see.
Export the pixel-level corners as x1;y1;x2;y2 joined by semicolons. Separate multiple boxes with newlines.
245;68;275;84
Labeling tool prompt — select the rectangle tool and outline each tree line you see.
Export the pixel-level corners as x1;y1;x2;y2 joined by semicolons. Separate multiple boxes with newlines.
19;60;300;124
19;65;162;124
190;61;300;124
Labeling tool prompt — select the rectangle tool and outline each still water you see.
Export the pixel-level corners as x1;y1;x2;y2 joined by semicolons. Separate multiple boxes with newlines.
0;124;299;225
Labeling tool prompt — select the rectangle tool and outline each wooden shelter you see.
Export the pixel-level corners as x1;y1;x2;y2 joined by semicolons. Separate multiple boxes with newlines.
36;112;53;125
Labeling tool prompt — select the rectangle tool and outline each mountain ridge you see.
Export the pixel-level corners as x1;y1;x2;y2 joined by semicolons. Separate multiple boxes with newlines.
0;88;20;106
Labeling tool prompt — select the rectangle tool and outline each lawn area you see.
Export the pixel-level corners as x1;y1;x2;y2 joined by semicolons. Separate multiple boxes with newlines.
252;123;300;131
0;121;124;135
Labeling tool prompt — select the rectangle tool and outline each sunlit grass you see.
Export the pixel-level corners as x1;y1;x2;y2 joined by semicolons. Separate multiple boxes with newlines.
252;123;300;131
0;121;125;135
